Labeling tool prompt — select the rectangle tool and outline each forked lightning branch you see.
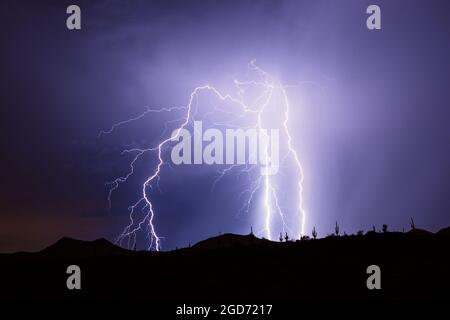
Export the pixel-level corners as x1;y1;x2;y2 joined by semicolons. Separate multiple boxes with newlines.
100;61;306;251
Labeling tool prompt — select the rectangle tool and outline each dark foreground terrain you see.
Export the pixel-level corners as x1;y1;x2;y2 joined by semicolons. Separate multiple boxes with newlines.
1;228;450;303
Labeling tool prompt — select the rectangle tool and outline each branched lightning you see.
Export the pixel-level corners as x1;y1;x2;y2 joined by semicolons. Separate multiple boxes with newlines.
100;61;306;250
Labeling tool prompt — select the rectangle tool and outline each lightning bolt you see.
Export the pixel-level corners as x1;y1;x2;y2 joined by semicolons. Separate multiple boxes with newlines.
100;61;306;250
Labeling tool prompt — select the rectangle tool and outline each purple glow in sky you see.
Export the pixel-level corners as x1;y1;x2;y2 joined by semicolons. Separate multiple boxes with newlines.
1;0;450;252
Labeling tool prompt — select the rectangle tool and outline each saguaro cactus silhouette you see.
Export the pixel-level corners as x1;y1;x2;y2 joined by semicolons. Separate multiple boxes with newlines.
284;232;289;242
410;217;416;230
312;227;317;239
279;232;283;242
335;221;340;236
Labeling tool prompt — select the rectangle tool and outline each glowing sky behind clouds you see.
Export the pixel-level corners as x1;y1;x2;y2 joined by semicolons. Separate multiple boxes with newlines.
1;0;450;251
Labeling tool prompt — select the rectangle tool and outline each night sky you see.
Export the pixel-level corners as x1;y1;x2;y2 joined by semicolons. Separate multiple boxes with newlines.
1;0;450;252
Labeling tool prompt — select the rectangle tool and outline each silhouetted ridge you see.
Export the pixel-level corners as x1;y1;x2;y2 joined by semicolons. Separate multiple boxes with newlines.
2;225;450;301
192;233;268;250
407;228;433;236
437;226;450;235
40;237;128;258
